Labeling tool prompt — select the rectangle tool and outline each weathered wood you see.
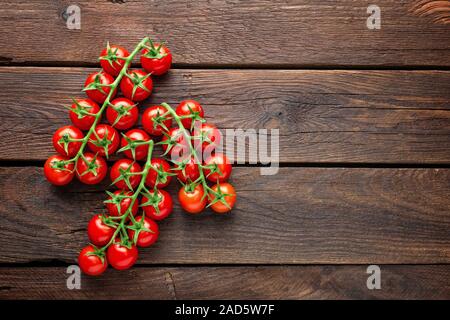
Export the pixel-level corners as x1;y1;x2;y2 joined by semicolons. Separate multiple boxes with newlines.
1;166;449;264
1;68;450;163
0;265;449;299
1;1;450;66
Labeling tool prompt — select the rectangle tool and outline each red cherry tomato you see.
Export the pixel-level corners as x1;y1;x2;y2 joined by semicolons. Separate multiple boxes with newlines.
69;98;100;130
175;100;204;129
128;216;159;247
141;189;173;221
105;190;139;217
44;155;75;186
140;43;172;76
142;105;172;136
209;182;236;214
145;158;172;188
194;122;221;153
87;214;115;246
75;152;108;185
100;44;130;77
161;128;191;163
120;69;153;102
84;71;117;104
78;245;108;276
107;242;138;270
87;124;120;157
52;125;84;157
110;159;142;190
204;153;232;182
178;184;207;214
120;129;151;160
106;98;138;131
176;157;200;183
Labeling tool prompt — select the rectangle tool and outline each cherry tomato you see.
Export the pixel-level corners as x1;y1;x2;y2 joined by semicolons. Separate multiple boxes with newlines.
105;190;139;217
176;100;204;129
141;189;173;221
69;98;100;130
142;105;172;136
140;43;172;76
76;152;108;185
110;159;142;190
87;124;120;157
178;184;207;214
204;153;232;182
176;157;200;183
52;125;84;157
100;44;130;77
128;216;159;247
87;214;115;246
106;98;138;130
194;122;221;153
145;158;172;188
84;71;117;104
120;69;153;102
78;245;108;276
209;182;236;214
161;128;191;162
44;155;75;186
107;241;138;270
120;129;151;160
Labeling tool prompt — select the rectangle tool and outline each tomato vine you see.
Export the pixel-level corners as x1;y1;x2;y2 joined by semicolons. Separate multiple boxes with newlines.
44;37;237;276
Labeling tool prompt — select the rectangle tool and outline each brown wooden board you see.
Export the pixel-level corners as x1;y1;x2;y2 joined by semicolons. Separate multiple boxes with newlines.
1;67;450;163
1;166;450;264
0;1;449;67
0;265;449;299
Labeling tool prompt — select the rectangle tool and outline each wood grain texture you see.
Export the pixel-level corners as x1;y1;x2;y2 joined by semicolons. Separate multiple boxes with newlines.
1;67;450;163
0;1;449;66
0;265;449;299
1;166;450;264
410;0;450;25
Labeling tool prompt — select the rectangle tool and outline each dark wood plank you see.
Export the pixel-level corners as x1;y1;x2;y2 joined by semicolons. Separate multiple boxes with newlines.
0;265;449;299
1;166;450;264
1;67;450;163
1;1;450;66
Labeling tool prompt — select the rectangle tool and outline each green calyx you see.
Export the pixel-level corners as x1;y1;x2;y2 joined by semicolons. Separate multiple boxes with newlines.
104;190;133;217
110;102;135;127
69;98;96;119
125;71;152;100
51;159;71;171
207;183;233;209
143;40;168;60
79;154;100;177
140;190;162;214
127;219;155;244
58;133;73;155
117;134;152;160
98;42;124;69
111;163;139;190
85;245;106;263
90;129;114;158
82;73;108;95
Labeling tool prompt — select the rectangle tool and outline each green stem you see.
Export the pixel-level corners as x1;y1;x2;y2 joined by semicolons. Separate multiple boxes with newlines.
161;103;213;197
69;37;150;165
100;140;155;251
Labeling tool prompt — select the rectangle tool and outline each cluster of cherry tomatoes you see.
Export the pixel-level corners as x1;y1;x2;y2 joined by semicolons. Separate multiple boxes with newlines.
43;38;236;276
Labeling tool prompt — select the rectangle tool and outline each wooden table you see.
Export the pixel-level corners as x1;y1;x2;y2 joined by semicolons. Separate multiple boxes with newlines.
0;0;450;299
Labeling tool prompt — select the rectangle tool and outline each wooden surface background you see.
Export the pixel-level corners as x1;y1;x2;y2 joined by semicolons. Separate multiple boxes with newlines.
1;0;450;299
